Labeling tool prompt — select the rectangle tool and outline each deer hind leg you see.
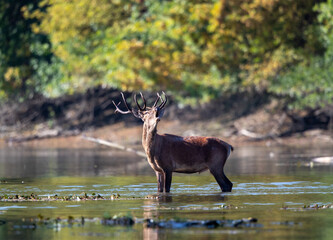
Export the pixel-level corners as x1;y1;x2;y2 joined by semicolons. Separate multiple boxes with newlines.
156;171;164;192
209;167;233;192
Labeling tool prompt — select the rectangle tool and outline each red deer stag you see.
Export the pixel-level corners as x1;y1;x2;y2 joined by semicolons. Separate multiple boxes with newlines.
113;92;233;193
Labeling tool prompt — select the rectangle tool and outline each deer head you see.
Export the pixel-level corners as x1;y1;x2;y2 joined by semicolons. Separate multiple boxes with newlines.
112;92;167;132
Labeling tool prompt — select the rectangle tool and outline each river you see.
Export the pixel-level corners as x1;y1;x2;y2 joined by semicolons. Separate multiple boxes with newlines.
0;144;332;239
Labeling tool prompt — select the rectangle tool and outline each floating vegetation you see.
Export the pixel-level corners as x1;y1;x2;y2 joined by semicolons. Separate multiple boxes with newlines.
282;203;333;211
0;193;236;211
145;217;260;229
0;193;121;202
5;214;261;230
101;214;135;226
10;214;136;230
13;216;88;230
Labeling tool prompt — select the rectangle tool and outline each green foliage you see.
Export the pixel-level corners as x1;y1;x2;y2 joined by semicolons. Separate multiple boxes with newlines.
0;0;62;100
1;0;332;109
269;56;333;109
269;0;333;109
35;0;323;103
32;0;135;94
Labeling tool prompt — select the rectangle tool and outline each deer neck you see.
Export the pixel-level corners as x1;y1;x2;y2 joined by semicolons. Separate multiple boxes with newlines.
142;122;158;158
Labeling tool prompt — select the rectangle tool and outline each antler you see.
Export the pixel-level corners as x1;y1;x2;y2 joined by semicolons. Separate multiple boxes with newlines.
134;92;146;111
158;91;167;109
152;94;160;108
152;91;167;109
113;92;167;117
112;92;140;118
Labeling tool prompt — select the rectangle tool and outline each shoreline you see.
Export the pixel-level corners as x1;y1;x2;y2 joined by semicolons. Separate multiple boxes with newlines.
1;120;332;150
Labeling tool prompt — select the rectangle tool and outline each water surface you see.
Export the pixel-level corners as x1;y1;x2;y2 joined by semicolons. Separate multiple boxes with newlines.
0;145;332;239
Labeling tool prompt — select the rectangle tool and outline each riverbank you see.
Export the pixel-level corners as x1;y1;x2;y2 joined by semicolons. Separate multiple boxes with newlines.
1;118;332;150
0;88;332;149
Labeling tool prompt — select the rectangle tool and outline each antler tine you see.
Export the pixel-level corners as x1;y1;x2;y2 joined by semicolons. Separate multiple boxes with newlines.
112;92;132;114
121;92;133;112
140;92;147;110
112;101;131;114
134;92;147;111
152;93;161;108
158;91;167;109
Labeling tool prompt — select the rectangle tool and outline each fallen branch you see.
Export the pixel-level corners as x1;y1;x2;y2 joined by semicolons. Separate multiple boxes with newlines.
239;129;277;140
82;135;146;158
312;156;333;164
239;113;287;141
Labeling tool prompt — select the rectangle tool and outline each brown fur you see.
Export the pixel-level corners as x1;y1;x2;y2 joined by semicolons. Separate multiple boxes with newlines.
114;92;233;193
141;108;233;193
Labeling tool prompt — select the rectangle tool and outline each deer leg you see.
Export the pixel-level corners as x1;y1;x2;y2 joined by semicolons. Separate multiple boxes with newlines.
210;168;233;192
156;171;164;192
164;170;172;193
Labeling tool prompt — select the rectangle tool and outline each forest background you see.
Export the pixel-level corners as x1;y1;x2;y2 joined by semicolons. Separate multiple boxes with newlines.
0;0;333;141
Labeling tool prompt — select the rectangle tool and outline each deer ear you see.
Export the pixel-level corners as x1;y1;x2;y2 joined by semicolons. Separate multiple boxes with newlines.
157;108;165;118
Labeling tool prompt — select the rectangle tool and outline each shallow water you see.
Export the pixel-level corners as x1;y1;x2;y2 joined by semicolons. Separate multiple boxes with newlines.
0;145;333;239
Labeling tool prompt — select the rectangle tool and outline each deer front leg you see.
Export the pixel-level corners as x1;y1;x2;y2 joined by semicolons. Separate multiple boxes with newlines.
156;171;164;192
164;170;172;193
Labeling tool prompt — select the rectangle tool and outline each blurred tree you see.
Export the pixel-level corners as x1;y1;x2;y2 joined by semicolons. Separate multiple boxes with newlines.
94;0;322;103
269;0;333;110
0;0;61;100
33;0;136;95
3;0;332;110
